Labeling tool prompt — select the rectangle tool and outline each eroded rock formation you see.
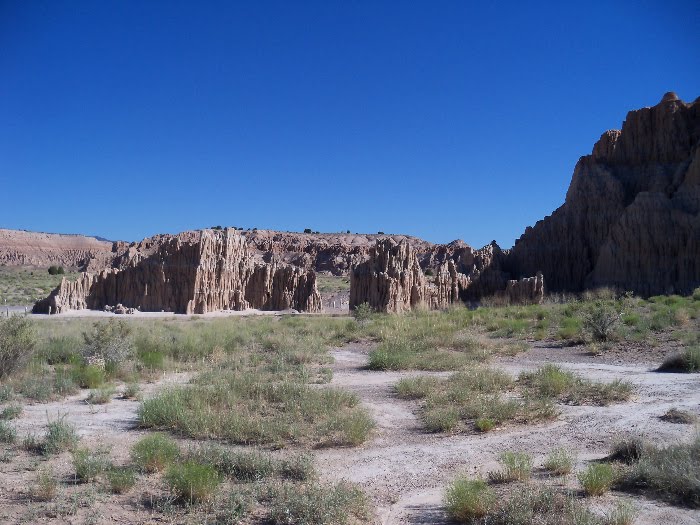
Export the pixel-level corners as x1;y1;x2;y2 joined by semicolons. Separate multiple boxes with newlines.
350;239;544;312
508;93;700;296
33;229;322;314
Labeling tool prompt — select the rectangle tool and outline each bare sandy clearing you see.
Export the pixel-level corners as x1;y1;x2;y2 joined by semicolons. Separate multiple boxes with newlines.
316;343;700;525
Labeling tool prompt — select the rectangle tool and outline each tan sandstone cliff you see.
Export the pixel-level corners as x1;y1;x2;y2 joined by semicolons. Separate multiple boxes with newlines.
33;229;322;314
507;93;700;296
350;238;543;312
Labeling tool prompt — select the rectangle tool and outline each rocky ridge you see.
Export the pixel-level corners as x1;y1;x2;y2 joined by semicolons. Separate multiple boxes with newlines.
507;93;700;296
350;238;543;313
33;229;322;314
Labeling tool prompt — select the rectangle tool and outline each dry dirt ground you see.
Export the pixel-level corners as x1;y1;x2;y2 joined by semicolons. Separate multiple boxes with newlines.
1;337;698;524
316;343;700;525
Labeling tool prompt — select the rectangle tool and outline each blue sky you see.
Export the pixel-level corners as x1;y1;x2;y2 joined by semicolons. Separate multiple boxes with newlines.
1;1;698;247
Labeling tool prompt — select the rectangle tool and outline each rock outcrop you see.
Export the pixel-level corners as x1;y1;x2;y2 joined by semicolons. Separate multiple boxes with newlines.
33;229;322;314
508;93;700;296
350;239;544;312
0;229;113;269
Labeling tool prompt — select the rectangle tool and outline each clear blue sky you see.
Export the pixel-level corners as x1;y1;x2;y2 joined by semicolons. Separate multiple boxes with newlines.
1;1;698;247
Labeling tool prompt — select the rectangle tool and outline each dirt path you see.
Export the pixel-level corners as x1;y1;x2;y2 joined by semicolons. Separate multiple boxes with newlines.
316;343;700;525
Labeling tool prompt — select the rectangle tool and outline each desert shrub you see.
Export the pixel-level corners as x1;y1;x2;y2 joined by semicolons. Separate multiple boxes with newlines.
556;316;583;342
0;420;16;443
47;265;64;275
42;415;78;455
489;485;602;525
218;491;252;524
54;366;79;396
444;477;495;522
618;434;700;507
86;386;115;405
131;433;180;472
352;302;374;324
489;451;533;483
165;461;221;504
424;407;460;432
71;364;106;388
39;336;81;365
582;301;620;342
0;404;21;420
0;316;36;378
608;437;646;464
544;447;576;475
138;350;165;370
605;501;637;525
692;288;700;301
579;463;616;496
82;320;133;370
0;385;12;402
395;376;439;399
520;364;633;405
122;383;140;399
18;374;54;402
267;481;369;525
660;408;697;424
658;347;700;372
72;447;109;482
475;418;496;432
32;468;57;501
107;466;137;494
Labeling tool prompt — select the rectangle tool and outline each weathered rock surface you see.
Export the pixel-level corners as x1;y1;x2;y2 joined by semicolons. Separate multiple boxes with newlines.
350;239;544;312
508;93;700;296
0;229;113;269
33;229;322;314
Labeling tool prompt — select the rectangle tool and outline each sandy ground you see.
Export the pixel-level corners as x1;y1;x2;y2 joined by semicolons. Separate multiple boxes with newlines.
1;340;698;524
315;344;700;525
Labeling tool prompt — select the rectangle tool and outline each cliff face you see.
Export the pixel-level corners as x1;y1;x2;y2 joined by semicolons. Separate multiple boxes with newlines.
350;239;543;313
33;229;322;314
508;93;700;296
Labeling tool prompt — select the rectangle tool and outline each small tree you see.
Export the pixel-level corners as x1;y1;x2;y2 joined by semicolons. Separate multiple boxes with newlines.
303;228;312;234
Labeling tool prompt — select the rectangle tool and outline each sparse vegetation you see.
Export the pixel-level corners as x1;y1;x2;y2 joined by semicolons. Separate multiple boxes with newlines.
544;447;576;475
444;477;495;522
660;408;697;424
39;415;78;455
0;420;16;443
32;467;58;502
72;447;109;482
86;386;115;404
107;466;137;494
488;451;533;483
617;434;700;507
579;463;616;496
267;481;369;525
519;364;633;405
658;346;700;372
0;316;36;378
165;461;221;504
131;433;180;472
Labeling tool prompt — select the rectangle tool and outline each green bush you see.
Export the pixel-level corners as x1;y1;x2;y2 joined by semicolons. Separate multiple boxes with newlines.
489;451;533;483
82;320;133;369
618;434;700;507
86;386;115;404
47;265;65;275
0;404;21;420
658;347;700;373
165;461;221;504
0;316;36;378
42;416;78;455
131;433;180;472
544;447;576;475
444;477;495;522
71;364;106;388
267;481;369;525
579;463;616;496
0;420;16;443
107;466;137;494
72;447;109;482
352;302;374;324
